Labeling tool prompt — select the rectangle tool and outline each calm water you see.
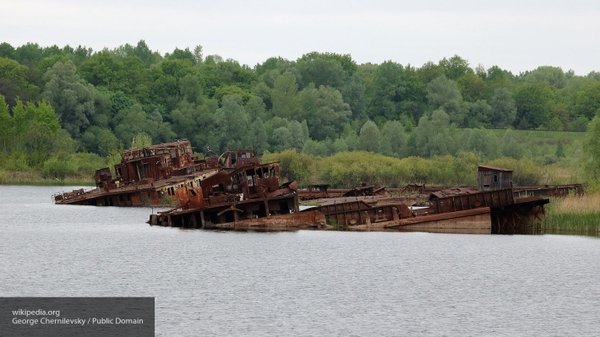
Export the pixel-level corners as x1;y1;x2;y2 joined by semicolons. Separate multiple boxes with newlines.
1;185;599;336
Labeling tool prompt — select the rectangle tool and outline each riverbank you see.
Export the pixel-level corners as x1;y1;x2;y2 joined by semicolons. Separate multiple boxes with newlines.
544;193;600;235
0;170;93;186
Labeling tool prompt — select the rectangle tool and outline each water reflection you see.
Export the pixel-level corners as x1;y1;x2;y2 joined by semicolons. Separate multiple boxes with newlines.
543;227;600;237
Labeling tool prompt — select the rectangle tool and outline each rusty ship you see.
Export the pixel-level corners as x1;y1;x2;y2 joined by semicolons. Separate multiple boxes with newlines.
149;164;552;234
53;140;261;207
52;140;567;234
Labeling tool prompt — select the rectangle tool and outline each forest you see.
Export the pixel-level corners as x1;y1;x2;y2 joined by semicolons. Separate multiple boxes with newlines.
1;40;600;187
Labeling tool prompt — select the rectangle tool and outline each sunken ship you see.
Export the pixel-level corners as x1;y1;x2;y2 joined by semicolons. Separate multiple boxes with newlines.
53;140;265;207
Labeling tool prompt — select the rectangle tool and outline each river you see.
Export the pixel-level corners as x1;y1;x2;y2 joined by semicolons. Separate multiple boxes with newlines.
1;185;599;336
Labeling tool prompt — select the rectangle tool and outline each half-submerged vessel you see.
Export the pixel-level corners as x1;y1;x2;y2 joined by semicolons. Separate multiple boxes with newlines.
53;140;256;207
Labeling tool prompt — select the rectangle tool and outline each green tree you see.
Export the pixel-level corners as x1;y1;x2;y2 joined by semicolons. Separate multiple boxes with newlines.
133;40;161;66
490;87;517;127
11;99;70;166
573;82;600;119
426;75;465;125
458;72;486;102
416;61;444;84
131;132;153;148
169;99;218;151
513;82;555;129
112;103;174;146
583;116;600;185
0;43;15;59
247;118;268;154
464;99;492;128
245;95;267;120
81;126;120;156
358;120;382;152
79;50;122;88
484;65;514;98
262;149;315;183
414;109;453;157
438;55;473;80
270;126;293;152
214;95;249;151
42;60;96;138
296;52;347;89
300;85;351;140
380;120;406;156
523;66;567;89
0;95;12;152
271;71;299;119
368;61;425;123
0;57;34;106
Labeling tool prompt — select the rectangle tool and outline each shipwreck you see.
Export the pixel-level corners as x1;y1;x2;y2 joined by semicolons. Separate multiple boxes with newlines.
53;140;259;207
52;139;563;234
148;162;552;235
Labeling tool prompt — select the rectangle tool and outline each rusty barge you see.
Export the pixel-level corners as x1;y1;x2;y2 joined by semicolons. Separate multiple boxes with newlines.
53;140;260;207
52;140;562;234
148;162;551;234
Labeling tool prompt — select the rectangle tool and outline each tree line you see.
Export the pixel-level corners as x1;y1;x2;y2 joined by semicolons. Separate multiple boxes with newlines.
1;40;600;183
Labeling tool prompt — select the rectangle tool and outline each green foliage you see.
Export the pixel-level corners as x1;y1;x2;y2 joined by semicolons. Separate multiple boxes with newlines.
317;151;481;188
43;60;96;138
414;109;454;157
131;132;153;148
426;75;465;125
438;55;473;80
380;120;407;156
2;41;600;185
262;149;316;183
214;95;250;151
513;82;556;129
42;152;107;180
270;71;299;119
583;116;600;186
0;95;12;152
358;120;382;152
573;82;600;119
523;66;567;89
490;87;517;128
367;61;424;123
300;85;351;140
0;57;36;105
486;157;543;185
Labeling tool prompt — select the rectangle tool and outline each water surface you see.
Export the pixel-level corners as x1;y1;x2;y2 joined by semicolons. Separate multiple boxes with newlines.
1;186;599;336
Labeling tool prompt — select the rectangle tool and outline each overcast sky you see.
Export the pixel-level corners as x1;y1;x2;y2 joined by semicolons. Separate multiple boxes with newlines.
2;0;599;74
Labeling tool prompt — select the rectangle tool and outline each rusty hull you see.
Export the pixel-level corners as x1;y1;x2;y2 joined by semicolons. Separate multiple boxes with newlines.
150;185;550;234
53;141;263;207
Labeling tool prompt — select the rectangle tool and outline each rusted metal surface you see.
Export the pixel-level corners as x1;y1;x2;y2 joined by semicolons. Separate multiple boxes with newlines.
149;157;304;229
431;188;514;213
296;187;548;234
53;141;263;207
298;184;387;200
149;192;301;229
513;184;584;198
53;146;557;235
491;197;549;234
428;187;479;201
298;184;331;200
342;185;386;197
151;209;326;231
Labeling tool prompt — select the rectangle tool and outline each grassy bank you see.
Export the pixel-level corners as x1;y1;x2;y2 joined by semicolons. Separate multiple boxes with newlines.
0;169;93;186
544;193;600;235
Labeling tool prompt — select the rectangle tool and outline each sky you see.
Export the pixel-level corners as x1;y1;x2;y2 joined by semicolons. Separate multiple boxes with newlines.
2;0;599;75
